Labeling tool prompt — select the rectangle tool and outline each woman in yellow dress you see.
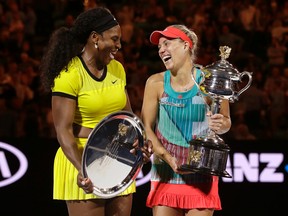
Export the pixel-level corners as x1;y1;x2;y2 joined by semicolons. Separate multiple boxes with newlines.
40;7;152;216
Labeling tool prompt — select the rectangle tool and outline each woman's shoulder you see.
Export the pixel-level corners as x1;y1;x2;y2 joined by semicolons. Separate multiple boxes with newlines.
57;57;80;79
107;59;126;78
144;71;165;95
108;59;125;70
146;71;165;84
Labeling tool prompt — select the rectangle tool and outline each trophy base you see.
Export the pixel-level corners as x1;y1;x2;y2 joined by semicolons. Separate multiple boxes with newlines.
181;138;232;178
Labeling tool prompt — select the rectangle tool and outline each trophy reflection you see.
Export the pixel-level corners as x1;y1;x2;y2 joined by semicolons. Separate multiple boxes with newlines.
181;46;253;178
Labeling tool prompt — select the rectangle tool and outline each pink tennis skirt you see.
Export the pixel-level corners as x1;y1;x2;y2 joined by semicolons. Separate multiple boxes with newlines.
146;181;222;210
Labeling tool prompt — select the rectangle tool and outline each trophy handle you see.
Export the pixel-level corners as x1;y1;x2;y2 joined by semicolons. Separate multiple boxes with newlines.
199;69;206;85
236;71;253;98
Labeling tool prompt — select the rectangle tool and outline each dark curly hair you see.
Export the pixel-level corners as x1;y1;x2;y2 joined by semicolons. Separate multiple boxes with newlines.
39;7;113;93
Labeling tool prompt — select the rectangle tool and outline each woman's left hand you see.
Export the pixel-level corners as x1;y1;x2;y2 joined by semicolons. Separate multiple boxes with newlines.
141;139;153;163
130;139;153;163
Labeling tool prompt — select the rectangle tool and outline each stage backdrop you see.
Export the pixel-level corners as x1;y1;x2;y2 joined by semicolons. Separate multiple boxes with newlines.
0;137;287;216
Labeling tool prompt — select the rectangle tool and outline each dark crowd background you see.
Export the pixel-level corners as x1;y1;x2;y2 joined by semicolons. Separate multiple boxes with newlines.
0;0;288;141
1;0;288;138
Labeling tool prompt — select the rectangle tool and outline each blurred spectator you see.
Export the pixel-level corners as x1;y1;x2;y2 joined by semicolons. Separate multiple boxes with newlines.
270;19;288;42
238;0;257;32
0;63;12;85
264;66;287;138
217;0;236;27
19;51;40;69
218;24;244;61
282;1;288;26
7;61;34;107
230;123;256;140
238;71;271;138
0;83;18;137
83;0;98;11
266;37;287;67
22;2;37;42
5;1;26;36
117;5;135;43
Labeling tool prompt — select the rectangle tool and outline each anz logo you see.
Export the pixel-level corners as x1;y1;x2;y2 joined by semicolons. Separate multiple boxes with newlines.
0;141;28;187
222;153;285;183
136;152;287;186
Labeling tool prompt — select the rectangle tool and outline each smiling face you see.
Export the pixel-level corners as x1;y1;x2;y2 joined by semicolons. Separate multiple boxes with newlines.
158;37;190;71
96;25;122;66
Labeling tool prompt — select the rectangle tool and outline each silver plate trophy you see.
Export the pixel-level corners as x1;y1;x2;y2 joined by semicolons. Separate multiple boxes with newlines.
180;46;252;178
81;111;146;198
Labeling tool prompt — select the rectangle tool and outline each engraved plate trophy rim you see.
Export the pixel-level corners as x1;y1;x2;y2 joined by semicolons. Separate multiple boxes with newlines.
81;111;146;198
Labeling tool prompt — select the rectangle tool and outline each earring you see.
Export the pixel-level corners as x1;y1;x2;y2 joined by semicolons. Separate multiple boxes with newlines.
95;43;98;49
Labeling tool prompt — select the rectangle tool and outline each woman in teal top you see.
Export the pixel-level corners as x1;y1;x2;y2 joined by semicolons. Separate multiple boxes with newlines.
141;25;231;216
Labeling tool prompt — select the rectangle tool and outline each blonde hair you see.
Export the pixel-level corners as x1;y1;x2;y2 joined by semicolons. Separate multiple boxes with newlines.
172;24;198;62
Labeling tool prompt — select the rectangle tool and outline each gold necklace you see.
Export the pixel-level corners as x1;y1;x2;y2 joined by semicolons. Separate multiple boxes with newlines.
182;73;194;91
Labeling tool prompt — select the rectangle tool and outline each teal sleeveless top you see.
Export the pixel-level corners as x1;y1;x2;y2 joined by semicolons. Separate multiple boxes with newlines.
151;68;212;184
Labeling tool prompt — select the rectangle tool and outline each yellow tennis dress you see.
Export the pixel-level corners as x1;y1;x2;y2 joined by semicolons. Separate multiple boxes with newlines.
52;56;136;200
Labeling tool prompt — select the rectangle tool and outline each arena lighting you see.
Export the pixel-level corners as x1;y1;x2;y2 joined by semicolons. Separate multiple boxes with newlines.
136;152;287;186
0;142;28;187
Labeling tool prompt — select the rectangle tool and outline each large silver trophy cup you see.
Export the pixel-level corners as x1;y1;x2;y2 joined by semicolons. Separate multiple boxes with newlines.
180;46;252;178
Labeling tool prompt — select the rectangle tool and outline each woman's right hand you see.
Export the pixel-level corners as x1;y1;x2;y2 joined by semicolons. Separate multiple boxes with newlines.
169;157;195;175
77;171;94;194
